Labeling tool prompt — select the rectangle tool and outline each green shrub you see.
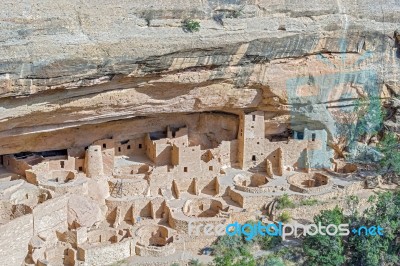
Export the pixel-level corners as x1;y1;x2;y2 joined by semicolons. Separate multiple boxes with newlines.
212;221;282;265
278;211;291;223
189;259;202;266
378;132;400;175
347;191;400;265
260;255;285;266
182;19;200;32
300;198;319;206
303;206;346;266
276;194;295;209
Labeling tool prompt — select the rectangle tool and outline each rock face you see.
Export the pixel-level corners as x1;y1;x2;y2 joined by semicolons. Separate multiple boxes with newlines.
0;0;399;155
0;2;399;266
365;175;382;189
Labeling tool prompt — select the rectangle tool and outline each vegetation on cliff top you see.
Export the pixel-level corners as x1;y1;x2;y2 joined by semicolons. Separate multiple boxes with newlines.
182;19;200;33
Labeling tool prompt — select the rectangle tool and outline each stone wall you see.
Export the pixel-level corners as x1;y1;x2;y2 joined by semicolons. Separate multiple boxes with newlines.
78;239;135;266
115;137;146;157
227;188;244;207
32;194;69;234
3;155;31;176
0;214;33;265
48;156;75;171
135;243;175;257
108;178;148;197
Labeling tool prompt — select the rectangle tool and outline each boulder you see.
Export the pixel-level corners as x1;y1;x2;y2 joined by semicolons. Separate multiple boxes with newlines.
365;175;382;189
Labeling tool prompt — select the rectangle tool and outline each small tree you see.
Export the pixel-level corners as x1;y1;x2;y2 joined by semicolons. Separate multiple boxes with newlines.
260;255;285;266
303;206;346;266
182;19;200;33
378;132;400;175
346;191;400;266
346;195;360;219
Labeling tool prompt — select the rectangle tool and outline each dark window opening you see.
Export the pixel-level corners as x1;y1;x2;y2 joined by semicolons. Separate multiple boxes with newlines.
139;144;142;149
184;167;188;172
312;133;316;141
297;132;304;140
252;155;256;161
103;144;107;148
209;166;213;171
60;161;65;168
252;115;256;121
118;147;121;152
127;145;131;150
78;166;83;171
37;149;68;158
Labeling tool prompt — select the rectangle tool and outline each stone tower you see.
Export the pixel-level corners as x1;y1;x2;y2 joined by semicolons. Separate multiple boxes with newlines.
237;111;265;169
84;145;104;177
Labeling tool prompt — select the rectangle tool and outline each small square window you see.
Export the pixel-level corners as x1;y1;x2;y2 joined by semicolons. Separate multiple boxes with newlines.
103;144;106;148
252;155;256;161
118;147;121;152
312;133;316;141
184;167;188;172
79;166;83;171
127;145;131;150
60;161;65;168
209;166;213;171
139;144;142;149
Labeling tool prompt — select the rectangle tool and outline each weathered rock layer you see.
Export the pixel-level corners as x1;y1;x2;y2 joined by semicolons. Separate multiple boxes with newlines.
0;0;399;154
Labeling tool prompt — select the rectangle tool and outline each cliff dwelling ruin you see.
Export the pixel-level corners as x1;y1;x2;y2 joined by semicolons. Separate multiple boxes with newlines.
0;111;367;265
1;0;399;265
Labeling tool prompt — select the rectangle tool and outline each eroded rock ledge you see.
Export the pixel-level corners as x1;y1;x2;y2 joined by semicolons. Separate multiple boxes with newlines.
0;0;399;155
